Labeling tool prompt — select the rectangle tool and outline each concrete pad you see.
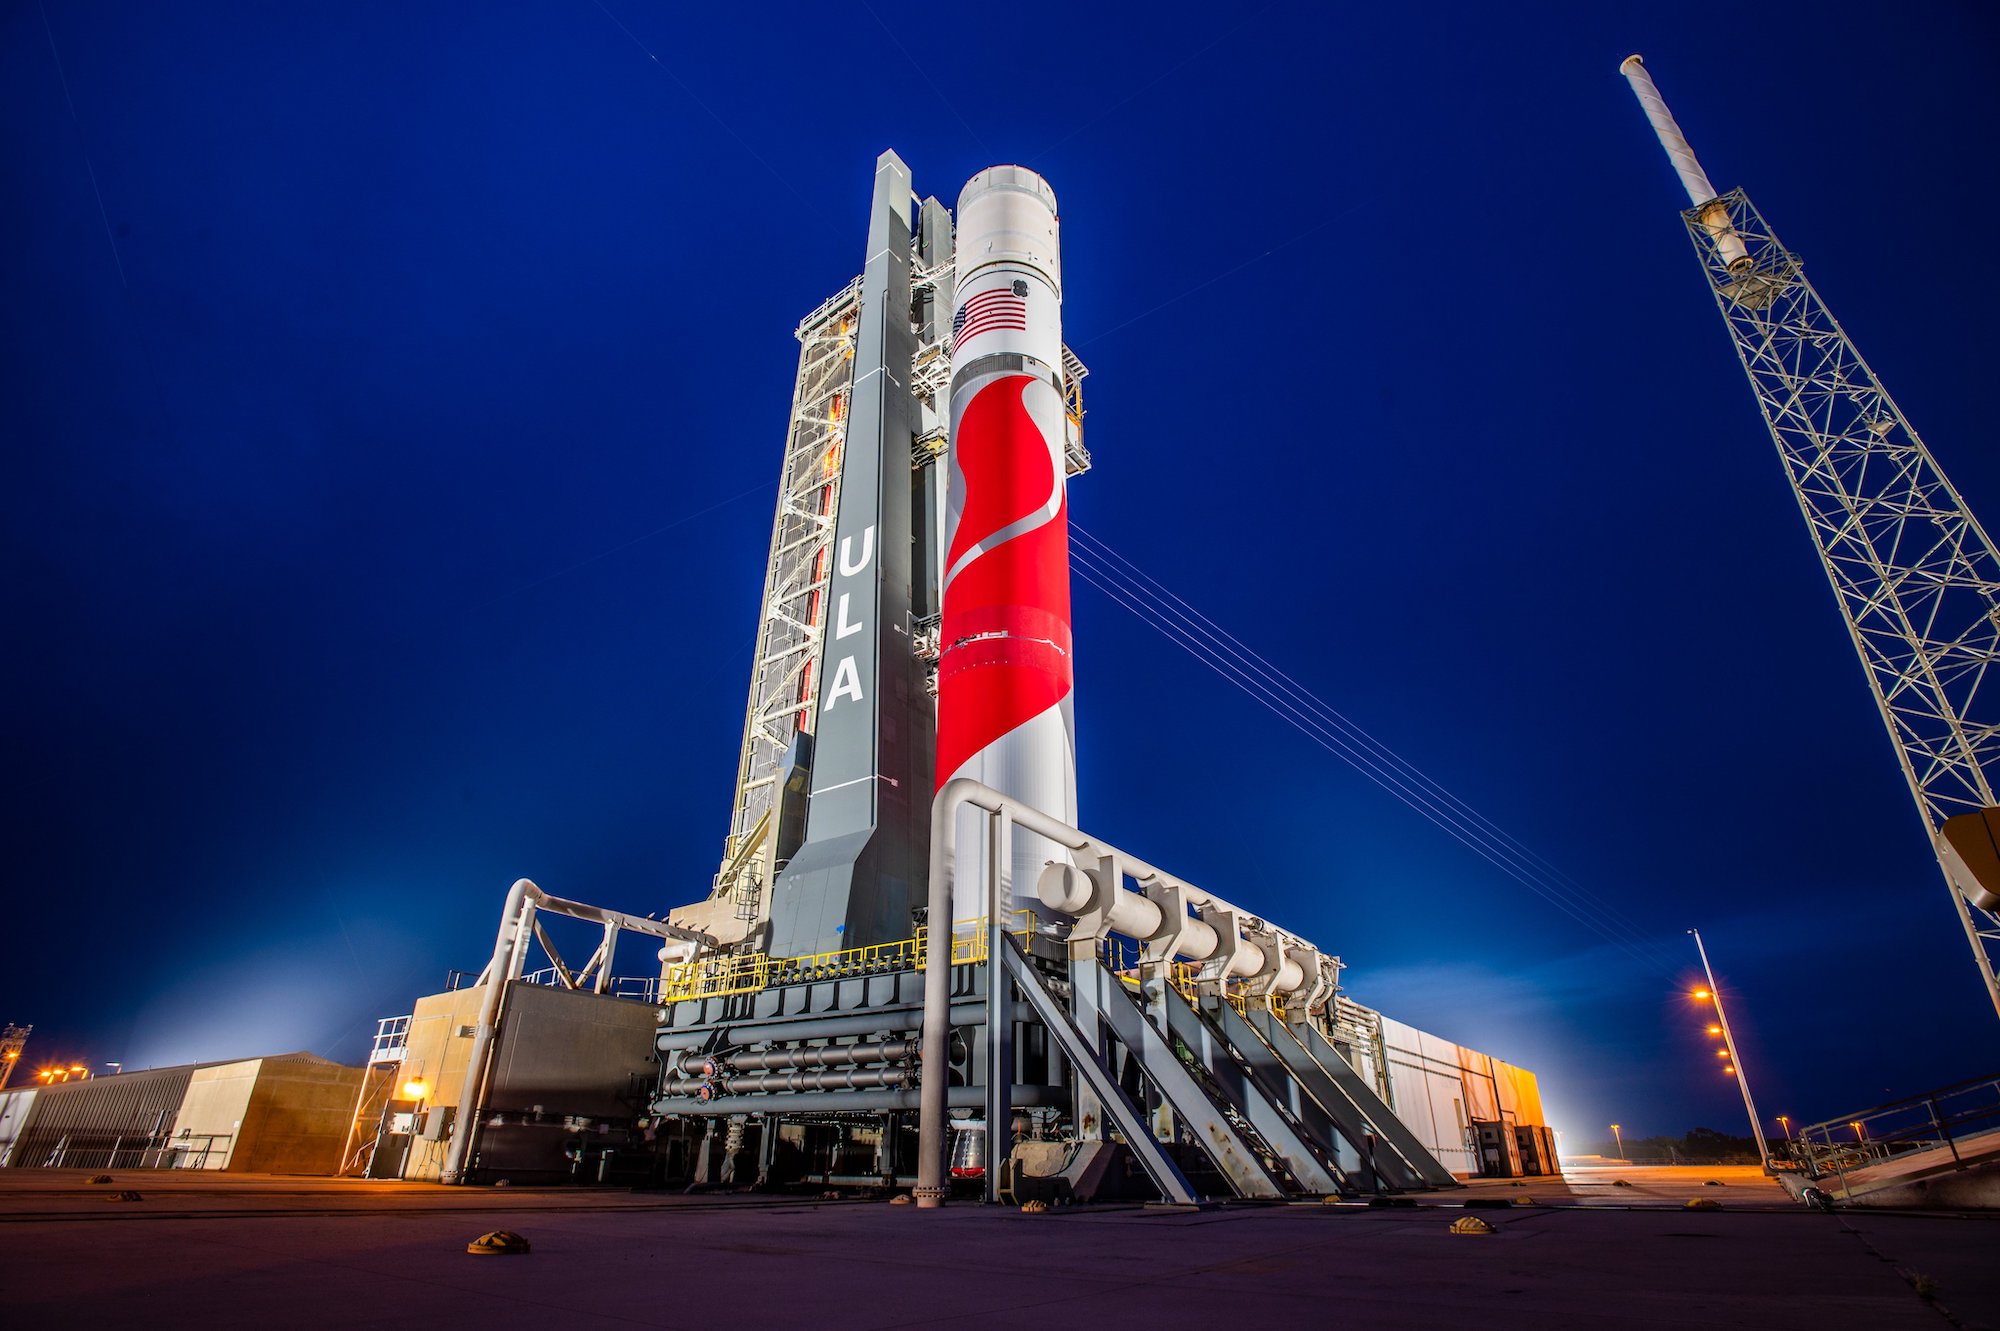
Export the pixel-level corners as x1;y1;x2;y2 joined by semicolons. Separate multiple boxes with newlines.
0;1168;1994;1329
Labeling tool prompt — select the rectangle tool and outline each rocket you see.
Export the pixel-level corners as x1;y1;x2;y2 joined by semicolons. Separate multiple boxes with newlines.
938;167;1076;924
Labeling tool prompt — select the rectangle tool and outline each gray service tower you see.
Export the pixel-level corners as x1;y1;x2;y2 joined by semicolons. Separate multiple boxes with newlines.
748;152;939;960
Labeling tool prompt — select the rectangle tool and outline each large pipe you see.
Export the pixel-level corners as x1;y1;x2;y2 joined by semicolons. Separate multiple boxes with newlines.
693;1065;912;1099
1035;863;1303;990
661;1050;710;1078
444;879;716;1183
442;878;534;1183
1619;55;1751;272
916;779;1334;1206
672;1084;1065;1117
706;1038;922;1075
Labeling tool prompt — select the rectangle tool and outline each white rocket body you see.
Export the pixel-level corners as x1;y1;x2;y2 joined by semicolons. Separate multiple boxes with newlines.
938;167;1077;927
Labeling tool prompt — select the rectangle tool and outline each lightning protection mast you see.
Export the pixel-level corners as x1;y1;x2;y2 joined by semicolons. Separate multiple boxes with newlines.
1621;56;2000;1022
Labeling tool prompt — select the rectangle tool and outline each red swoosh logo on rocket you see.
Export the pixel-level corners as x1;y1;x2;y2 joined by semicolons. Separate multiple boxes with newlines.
938;375;1074;788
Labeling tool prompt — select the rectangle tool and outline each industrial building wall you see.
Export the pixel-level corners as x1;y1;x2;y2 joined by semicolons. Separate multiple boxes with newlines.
1374;1014;1547;1179
171;1055;364;1174
485;983;658;1118
235;1056;364;1173
401;986;486;1111
0;1088;39;1166
1;1065;195;1170
396;987;485;1180
1377;1019;1478;1176
398;982;658;1182
171;1059;260;1168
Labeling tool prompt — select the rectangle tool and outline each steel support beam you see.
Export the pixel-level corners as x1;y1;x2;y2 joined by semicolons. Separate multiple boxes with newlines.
1076;959;1287;1199
1163;995;1349;1195
1252;1008;1457;1187
1000;938;1196;1205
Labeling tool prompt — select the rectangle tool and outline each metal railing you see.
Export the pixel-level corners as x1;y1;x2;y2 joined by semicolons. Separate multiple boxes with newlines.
30;1131;231;1171
656;913;1032;1005
1099;936;1257;1015
1794;1073;2000;1188
445;968;662;999
367;1015;410;1065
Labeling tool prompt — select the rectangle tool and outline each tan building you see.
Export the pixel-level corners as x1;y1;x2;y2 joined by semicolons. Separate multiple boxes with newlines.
169;1053;364;1173
0;1053;362;1173
370;982;660;1183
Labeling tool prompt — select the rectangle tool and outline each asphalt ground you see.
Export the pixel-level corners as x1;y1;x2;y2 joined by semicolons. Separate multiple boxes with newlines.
1;1165;1994;1329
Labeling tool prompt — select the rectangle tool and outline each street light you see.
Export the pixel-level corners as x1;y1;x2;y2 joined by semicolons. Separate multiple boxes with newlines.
1689;928;1772;1171
1777;1115;1793;1148
1611;1123;1626;1161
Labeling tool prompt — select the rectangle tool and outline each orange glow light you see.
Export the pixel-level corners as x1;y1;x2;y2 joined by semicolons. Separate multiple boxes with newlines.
1692;988;1712;1000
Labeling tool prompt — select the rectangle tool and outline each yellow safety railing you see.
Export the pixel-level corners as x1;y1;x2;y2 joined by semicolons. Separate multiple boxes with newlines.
658;952;770;1003
1101;938;1258;1016
922;910;1035;967
658;911;1034;1005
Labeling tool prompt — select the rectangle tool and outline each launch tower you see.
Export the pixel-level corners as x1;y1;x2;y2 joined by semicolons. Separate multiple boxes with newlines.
628;154;1551;1202
1622;58;2000;1021
674;153;1089;960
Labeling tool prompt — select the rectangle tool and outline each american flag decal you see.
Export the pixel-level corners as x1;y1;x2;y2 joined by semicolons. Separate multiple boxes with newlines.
951;284;1028;352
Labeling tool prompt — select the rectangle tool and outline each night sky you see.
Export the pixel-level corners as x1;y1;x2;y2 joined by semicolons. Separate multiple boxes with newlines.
6;1;1998;1145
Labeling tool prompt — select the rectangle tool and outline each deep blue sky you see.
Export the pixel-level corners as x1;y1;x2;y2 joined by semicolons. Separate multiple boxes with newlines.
6;2;1997;1143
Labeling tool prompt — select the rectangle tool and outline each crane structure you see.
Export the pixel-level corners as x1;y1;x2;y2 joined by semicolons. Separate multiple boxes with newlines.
1622;56;2000;1021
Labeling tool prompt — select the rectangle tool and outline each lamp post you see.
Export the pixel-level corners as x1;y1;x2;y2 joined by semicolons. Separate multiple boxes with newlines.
1611;1123;1626;1161
1690;928;1772;1171
1776;1115;1792;1151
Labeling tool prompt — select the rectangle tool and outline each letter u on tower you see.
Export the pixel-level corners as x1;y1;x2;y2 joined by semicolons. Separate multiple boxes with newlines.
938;167;1077;925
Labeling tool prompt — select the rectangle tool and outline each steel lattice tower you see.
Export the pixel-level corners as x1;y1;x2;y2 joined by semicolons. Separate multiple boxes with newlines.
1624;56;2000;1020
